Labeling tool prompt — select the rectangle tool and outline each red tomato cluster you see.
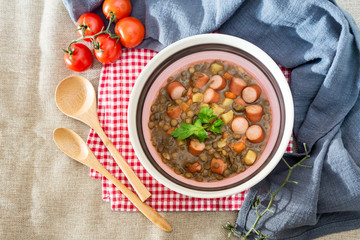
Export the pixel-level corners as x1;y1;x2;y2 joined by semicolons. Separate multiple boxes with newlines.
63;0;145;72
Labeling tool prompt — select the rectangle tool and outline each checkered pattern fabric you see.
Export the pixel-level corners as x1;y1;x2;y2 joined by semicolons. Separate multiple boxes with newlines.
86;48;293;211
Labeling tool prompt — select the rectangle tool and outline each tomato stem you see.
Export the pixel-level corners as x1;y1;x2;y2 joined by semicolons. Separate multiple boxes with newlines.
64;12;120;55
76;17;95;37
107;12;117;26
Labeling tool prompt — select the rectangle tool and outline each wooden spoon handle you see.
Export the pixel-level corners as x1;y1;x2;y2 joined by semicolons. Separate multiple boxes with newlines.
86;150;172;232
94;125;151;202
106;172;172;232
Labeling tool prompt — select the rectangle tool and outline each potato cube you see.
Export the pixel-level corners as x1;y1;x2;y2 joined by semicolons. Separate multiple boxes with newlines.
210;63;224;74
216;138;227;148
211;103;225;116
181;102;190;112
222;98;234;107
192;93;203;103
238;66;245;74
177;140;186;146
244;150;257;165
221;110;234;124
200;103;209;108
175;99;183;105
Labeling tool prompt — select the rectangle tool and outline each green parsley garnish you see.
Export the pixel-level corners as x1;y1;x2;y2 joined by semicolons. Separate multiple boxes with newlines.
197;106;217;123
170;107;224;142
209;119;223;134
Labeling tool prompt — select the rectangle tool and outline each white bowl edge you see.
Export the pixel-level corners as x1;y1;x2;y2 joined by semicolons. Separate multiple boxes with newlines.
128;34;294;198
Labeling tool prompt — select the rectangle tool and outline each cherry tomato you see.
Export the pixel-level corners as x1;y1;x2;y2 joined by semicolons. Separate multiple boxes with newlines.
115;17;145;48
76;13;105;42
64;43;93;72
93;34;122;64
103;0;131;22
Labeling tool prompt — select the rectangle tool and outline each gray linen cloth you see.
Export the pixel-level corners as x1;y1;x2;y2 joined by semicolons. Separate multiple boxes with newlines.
63;0;360;239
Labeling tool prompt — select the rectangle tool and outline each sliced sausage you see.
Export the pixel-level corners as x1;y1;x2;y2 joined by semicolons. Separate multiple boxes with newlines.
231;116;249;134
187;162;202;173
235;97;246;106
245;104;263;122
203;88;221;103
166;105;181;119
188;139;205;155
211;158;227;175
167;81;186;100
242;85;262;103
191;72;210;88
209;75;226;90
246;125;265;143
229;77;247;96
232;97;246;112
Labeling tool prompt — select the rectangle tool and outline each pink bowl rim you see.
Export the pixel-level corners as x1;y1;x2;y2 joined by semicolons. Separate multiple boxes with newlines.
128;34;294;199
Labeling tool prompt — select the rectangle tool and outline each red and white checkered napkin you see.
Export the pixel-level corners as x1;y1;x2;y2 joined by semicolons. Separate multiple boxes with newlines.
86;48;293;211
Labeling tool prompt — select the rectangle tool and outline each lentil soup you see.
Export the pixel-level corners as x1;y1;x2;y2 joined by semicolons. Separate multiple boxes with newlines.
148;60;272;182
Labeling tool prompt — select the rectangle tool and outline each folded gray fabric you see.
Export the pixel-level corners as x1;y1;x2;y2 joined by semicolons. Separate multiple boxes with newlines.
63;0;360;239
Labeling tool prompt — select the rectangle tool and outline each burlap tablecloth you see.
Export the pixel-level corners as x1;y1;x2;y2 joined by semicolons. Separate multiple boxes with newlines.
0;0;359;239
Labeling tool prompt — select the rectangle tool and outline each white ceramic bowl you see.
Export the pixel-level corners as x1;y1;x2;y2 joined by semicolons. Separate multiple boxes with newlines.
128;34;293;198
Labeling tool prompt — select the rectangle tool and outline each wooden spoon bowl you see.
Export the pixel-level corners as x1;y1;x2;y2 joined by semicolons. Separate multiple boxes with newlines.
55;75;97;121
53;128;172;232
55;75;151;202
53;126;89;162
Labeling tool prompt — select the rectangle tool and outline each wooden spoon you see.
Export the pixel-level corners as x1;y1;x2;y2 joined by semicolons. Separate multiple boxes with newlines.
53;127;172;232
55;75;151;202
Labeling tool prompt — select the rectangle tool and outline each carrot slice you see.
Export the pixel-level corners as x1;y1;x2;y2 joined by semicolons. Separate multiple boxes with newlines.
232;141;246;153
187;87;193;99
224;91;237;99
222;132;230;139
167;127;175;135
223;72;233;80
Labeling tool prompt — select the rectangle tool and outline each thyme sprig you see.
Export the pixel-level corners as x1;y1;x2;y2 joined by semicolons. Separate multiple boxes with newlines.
223;143;312;240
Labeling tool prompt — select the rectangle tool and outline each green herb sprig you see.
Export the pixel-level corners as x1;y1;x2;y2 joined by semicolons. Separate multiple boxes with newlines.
223;143;312;239
170;107;224;142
